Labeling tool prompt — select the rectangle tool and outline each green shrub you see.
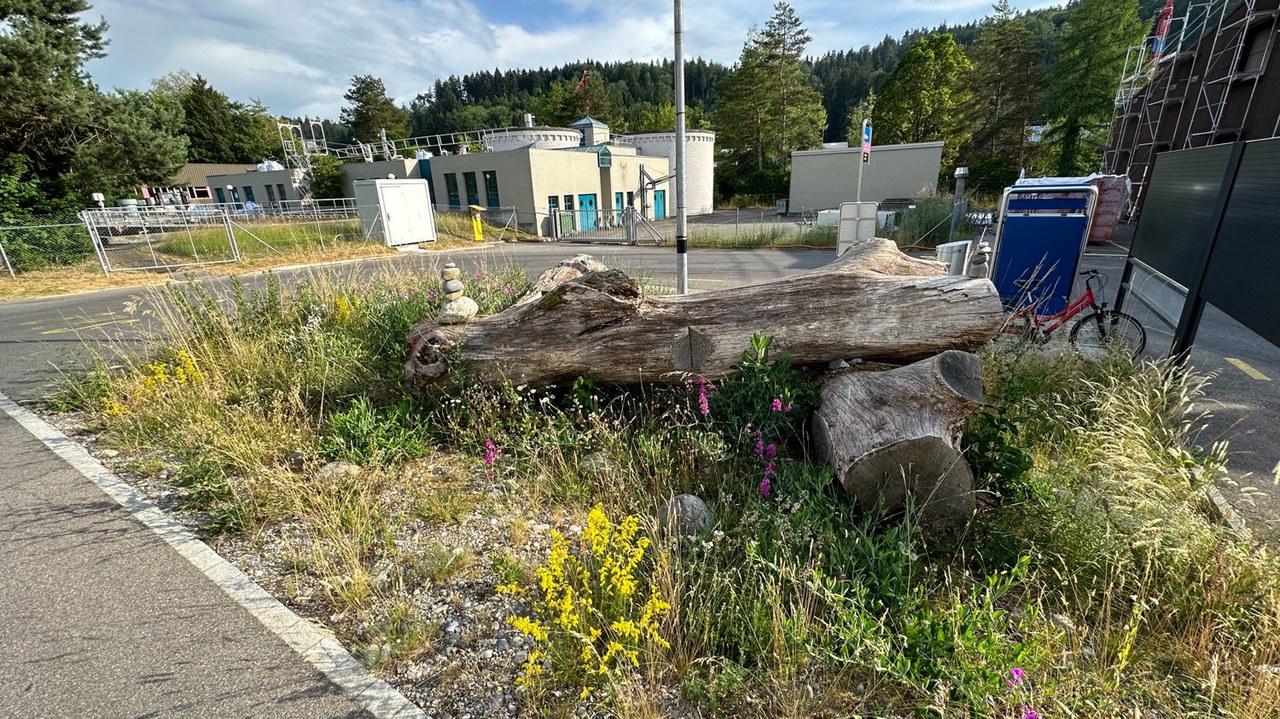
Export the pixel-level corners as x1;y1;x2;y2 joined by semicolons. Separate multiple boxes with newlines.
319;396;431;465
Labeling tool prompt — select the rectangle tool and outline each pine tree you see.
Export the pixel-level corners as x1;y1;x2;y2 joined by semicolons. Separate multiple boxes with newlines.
962;0;1044;184
181;76;237;163
1044;0;1145;175
340;75;409;142
0;0;107;211
715;2;826;196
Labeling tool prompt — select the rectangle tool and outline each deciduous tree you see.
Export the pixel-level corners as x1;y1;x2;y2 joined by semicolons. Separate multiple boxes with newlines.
873;34;973;166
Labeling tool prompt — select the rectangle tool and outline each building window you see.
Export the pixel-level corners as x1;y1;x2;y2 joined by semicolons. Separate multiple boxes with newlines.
1239;23;1272;74
626;191;635;208
548;196;559;212
243;186;256;203
483;171;500;208
463;172;479;207
215;187;226;204
444;173;461;209
277;184;288;202
265;184;277;202
563;194;574;212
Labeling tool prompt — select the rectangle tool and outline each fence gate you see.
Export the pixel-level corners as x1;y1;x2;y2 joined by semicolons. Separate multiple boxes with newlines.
81;206;240;274
553;207;664;245
0;215;95;278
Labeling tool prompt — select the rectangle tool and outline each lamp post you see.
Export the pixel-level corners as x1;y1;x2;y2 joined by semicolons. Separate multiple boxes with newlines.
674;0;688;295
948;166;968;243
226;184;239;209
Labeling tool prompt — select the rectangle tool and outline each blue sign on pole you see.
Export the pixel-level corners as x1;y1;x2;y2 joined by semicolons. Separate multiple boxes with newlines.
861;121;872;162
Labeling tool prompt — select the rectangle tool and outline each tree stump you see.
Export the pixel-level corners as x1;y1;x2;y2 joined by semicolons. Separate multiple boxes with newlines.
813;350;985;533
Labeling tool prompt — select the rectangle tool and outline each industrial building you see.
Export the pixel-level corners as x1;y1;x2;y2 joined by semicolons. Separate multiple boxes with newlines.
786;141;944;213
1105;0;1280;216
200;116;714;237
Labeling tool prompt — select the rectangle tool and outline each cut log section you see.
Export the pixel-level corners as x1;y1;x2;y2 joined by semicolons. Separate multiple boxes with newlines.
404;239;1003;393
812;350;985;533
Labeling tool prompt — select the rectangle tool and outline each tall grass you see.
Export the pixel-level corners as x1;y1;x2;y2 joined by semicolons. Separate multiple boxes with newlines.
50;263;1280;717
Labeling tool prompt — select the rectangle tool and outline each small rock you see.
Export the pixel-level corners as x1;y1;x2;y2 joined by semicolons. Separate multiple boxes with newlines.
98;449;120;459
445;620;461;634
441;264;462;281
495;639;509;652
513;651;528;665
828;359;850;370
1257;664;1280;676
443;278;465;295
286;450;307;472
1049;613;1077;632
315;461;361;482
481;649;494;660
438;296;479;325
656;494;713;538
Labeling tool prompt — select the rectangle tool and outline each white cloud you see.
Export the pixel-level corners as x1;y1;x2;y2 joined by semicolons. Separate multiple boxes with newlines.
83;0;1066;118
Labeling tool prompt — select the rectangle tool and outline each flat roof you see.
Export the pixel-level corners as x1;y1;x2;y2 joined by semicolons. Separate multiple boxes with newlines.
792;140;944;157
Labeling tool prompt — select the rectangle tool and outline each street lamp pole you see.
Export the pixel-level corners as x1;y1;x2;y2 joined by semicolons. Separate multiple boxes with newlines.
674;0;688;295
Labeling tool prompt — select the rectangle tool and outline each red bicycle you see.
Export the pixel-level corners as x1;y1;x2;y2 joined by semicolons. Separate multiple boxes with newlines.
1002;269;1146;359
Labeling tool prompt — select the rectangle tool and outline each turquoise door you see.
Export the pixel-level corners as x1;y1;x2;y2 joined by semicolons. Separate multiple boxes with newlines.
579;194;598;231
654;190;666;220
614;192;624;223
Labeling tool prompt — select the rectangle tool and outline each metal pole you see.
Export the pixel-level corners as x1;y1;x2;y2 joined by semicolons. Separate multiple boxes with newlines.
855;157;864;205
0;232;15;279
948;172;967;243
674;0;688;294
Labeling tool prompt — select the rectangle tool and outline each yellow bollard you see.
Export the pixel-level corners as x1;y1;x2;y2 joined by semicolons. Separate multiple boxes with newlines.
468;205;485;242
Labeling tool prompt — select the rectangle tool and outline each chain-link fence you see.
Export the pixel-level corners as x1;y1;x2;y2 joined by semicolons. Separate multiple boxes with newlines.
685;209;837;248
0;212;97;278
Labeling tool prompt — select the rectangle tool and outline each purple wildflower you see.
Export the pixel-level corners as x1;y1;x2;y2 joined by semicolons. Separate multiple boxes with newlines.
483;439;502;466
766;443;777;458
1020;708;1039;719
1007;667;1027;688
771;398;783;412
697;377;712;416
759;459;777;497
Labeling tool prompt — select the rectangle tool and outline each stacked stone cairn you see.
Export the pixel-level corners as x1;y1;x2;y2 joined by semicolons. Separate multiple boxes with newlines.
438;262;479;324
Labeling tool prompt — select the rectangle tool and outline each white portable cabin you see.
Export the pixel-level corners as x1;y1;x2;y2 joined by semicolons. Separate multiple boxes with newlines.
354;179;437;247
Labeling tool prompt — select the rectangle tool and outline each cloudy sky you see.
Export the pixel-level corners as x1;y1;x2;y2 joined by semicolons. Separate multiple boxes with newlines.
84;0;1062;119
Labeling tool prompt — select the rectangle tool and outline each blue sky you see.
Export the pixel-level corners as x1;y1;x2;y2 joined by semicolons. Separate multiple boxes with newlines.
84;0;1065;119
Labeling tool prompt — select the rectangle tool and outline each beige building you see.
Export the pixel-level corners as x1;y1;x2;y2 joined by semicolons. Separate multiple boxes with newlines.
427;140;670;237
788;141;944;212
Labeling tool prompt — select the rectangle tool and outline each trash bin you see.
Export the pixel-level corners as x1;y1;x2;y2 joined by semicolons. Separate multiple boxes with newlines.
935;240;971;276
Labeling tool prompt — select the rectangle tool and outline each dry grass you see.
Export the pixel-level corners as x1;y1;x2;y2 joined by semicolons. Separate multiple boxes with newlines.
0;235;494;302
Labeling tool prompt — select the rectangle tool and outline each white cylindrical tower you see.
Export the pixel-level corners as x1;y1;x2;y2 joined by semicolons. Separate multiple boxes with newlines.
481;128;581;152
623;131;716;215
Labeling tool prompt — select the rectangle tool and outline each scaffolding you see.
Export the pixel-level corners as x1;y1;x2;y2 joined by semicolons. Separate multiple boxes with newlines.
1106;0;1278;215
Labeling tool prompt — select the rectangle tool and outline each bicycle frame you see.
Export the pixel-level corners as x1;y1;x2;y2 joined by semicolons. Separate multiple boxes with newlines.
1004;276;1103;336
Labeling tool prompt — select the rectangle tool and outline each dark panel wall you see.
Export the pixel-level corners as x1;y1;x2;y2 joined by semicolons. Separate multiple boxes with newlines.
1131;143;1235;286
1201;137;1280;345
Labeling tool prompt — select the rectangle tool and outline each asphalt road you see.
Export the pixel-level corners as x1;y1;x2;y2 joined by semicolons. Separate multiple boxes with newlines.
0;410;371;718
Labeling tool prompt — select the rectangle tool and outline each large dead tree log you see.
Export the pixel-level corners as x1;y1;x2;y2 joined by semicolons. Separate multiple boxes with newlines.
405;239;1003;393
813;350;984;533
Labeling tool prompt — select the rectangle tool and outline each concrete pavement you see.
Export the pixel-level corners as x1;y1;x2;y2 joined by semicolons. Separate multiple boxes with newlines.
0;405;380;718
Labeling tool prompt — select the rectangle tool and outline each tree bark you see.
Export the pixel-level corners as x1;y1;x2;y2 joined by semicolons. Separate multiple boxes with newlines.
812;350;985;533
404;239;1003;393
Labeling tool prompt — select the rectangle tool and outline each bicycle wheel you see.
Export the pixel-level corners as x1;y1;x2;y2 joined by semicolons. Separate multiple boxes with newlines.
1068;311;1146;360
